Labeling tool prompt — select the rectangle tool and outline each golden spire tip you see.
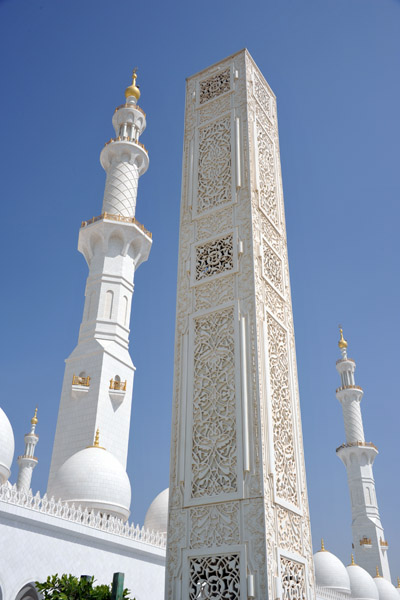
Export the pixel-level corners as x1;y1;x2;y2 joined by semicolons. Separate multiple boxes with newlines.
125;67;140;101
338;324;348;350
397;577;400;588
94;428;100;447
321;538;326;552
350;554;355;566
375;566;381;578
31;407;38;425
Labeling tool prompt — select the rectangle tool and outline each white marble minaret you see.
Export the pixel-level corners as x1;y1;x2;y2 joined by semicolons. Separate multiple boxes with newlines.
335;328;391;580
16;408;39;492
48;71;152;492
166;49;315;600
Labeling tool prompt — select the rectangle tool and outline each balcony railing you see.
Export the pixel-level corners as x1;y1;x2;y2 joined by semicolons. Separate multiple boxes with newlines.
336;441;378;453
114;103;146;117
81;212;152;238
103;137;148;155
380;539;388;547
110;379;127;391
72;375;91;387
360;537;372;546
336;384;363;393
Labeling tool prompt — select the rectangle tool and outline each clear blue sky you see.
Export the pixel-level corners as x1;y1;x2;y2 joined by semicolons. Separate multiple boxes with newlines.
1;0;399;579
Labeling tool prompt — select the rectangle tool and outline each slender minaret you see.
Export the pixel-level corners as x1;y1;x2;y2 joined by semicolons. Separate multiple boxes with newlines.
48;70;152;491
17;408;39;492
166;50;315;600
335;327;390;580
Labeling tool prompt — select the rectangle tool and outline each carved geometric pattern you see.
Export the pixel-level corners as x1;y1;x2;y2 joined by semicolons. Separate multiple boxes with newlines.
195;234;234;281
257;123;279;228
254;73;272;118
277;506;303;554
199;68;231;104
189;554;240;600
280;556;306;600
263;241;284;294
189;502;240;548
267;314;298;505
102;161;139;217
265;282;285;323
194;277;235;312
196;207;233;240
191;307;237;498
199;94;231;125
197;117;232;214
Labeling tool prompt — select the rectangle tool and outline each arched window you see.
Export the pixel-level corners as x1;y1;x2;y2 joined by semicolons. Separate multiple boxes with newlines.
122;295;129;326
104;290;114;319
114;375;121;383
15;583;40;600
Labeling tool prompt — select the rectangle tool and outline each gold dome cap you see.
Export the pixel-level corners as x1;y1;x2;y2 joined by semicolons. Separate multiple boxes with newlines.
338;326;348;350
125;68;140;101
31;407;38;426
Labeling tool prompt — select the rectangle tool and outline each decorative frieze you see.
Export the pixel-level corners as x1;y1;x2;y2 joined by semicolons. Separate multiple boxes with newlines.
257;123;279;228
195;234;234;281
199;68;231;105
189;502;240;548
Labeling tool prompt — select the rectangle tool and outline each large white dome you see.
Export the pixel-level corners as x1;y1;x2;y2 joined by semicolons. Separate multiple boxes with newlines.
0;407;15;484
50;446;131;521
144;488;169;534
374;577;399;600
347;564;379;600
314;548;351;593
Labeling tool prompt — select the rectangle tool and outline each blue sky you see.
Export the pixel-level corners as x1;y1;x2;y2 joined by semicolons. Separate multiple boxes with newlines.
1;0;399;578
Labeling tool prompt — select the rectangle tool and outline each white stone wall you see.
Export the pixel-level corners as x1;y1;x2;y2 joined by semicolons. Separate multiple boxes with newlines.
0;488;165;600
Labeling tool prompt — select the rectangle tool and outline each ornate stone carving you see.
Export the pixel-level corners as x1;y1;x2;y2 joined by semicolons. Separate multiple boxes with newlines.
280;556;306;600
196;207;233;240
254;73;272;118
199;68;231;105
263;241;284;294
195;234;234;281
197;117;232;213
189;502;240;548
191;307;237;498
277;506;302;554
189;554;240;600
265;281;285;324
261;218;282;255
194;277;234;312
198;94;231;124
257;123;279;228
267;314;298;506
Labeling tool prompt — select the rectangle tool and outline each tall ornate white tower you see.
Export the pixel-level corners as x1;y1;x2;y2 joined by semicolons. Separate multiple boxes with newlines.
166;50;315;600
335;328;390;580
48;71;152;494
16;408;39;492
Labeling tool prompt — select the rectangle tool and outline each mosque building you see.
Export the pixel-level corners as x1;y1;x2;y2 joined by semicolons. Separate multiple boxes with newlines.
0;50;398;600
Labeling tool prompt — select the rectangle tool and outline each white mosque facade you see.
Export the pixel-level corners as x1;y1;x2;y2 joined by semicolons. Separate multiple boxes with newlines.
0;50;398;600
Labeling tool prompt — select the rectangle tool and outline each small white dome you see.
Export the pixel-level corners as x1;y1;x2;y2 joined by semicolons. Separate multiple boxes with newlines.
374;577;399;600
0;407;15;484
347;564;379;600
314;548;351;593
50;446;131;521
144;488;169;534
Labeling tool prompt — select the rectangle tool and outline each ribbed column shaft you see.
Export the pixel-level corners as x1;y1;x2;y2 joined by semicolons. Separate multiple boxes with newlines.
341;400;365;442
102;160;139;217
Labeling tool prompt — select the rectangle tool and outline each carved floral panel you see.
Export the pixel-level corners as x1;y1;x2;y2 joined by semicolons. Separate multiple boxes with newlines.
277;506;302;554
257;123;279;228
254;73;272;118
195;234;234;281
199;68;231;104
191;307;237;497
194;276;235;312
280;556;306;600
267;314;298;506
189;554;240;600
263;241;284;294
189;502;240;548
197;117;232;213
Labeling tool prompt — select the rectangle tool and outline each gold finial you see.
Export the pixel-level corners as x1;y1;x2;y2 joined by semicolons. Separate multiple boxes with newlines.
125;67;140;101
350;554;356;566
397;577;400;588
321;538;326;552
31;407;38;425
338;325;348;349
375;566;381;578
94;428;100;447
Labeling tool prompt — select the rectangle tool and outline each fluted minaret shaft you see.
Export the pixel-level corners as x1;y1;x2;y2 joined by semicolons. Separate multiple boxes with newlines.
17;409;39;492
335;329;391;581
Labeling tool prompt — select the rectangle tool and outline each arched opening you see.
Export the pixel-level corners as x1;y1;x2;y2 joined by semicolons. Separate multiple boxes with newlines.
15;583;40;600
104;290;114;319
122;295;129;326
114;375;121;383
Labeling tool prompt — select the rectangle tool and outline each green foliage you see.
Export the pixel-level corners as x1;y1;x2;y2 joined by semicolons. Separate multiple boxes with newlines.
35;574;134;600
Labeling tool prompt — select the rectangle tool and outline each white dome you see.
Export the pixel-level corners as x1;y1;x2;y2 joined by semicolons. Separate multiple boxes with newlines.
374;577;399;600
0;407;15;484
347;564;379;600
50;446;131;521
144;488;169;534
314;549;351;593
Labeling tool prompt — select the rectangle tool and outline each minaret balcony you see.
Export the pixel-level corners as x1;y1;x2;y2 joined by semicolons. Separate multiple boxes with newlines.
109;379;127;404
336;441;378;466
359;537;372;549
81;212;152;238
380;538;389;550
336;384;363;393
71;374;90;400
100;138;149;175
